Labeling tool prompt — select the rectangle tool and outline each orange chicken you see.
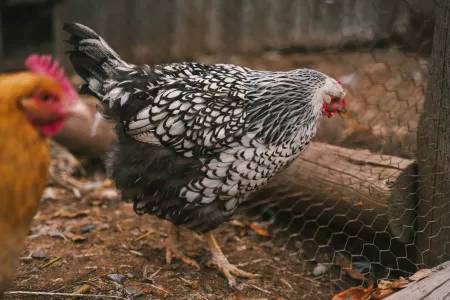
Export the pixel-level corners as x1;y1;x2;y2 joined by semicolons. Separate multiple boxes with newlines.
0;54;87;294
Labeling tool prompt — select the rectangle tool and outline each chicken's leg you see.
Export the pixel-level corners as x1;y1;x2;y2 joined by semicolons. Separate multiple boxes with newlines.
206;231;255;288
165;224;200;270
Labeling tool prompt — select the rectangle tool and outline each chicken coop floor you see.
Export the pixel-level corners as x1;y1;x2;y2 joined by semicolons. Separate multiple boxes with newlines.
5;48;428;299
6;182;345;300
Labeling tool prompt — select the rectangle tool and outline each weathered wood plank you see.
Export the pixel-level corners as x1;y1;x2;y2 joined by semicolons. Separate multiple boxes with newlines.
386;262;450;299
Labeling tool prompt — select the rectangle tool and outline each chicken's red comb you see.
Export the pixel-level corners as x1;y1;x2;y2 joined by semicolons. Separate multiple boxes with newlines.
338;80;342;85
25;54;78;103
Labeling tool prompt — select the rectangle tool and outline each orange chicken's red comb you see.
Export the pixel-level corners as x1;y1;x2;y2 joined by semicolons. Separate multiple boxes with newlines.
25;54;78;103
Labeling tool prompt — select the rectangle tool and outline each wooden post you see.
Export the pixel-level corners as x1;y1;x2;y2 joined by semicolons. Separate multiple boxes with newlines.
0;2;4;73
416;0;450;268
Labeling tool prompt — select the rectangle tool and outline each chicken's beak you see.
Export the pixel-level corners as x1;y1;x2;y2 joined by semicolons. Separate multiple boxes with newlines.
337;96;347;118
18;97;61;124
337;108;348;118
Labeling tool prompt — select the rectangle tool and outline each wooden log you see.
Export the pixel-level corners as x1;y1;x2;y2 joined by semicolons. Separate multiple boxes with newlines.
248;142;418;244
385;261;450;300
416;0;450;268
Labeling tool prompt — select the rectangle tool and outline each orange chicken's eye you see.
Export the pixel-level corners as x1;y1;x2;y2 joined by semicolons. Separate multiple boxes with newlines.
38;92;54;102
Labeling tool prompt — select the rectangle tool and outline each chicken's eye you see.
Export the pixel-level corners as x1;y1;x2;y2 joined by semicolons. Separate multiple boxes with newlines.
39;93;53;102
331;97;340;102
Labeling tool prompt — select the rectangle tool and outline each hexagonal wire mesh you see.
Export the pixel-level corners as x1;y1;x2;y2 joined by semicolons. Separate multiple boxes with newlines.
9;0;444;298
231;1;440;298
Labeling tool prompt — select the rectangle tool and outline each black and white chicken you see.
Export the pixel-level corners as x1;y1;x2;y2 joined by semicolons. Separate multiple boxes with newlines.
63;23;347;288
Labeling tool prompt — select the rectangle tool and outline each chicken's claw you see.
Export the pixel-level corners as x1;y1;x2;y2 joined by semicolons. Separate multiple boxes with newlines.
165;224;200;270
207;256;255;288
206;232;255;288
165;244;200;270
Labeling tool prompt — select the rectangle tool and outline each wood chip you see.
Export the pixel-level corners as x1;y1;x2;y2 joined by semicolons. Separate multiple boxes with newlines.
129;250;144;257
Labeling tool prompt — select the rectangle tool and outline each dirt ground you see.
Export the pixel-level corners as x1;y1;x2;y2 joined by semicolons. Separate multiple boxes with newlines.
6;178;356;300
6;49;428;299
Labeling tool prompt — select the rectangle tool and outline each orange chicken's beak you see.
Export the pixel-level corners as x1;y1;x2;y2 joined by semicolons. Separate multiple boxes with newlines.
18;98;61;124
18;97;91;125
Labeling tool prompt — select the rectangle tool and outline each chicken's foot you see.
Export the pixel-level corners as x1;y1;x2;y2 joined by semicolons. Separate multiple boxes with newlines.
206;231;255;288
165;224;200;270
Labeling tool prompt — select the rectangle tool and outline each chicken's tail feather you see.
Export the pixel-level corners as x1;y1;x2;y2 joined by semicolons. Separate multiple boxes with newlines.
63;23;131;100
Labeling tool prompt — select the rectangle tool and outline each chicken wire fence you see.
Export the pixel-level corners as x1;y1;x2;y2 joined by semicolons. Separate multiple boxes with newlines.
58;0;439;296
221;3;441;298
5;0;445;297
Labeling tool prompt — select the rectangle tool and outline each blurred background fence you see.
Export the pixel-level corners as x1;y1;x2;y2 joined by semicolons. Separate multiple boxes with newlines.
0;0;435;70
2;0;447;298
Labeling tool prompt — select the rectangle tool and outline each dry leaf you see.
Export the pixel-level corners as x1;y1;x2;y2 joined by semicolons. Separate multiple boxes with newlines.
52;208;65;218
229;220;245;227
71;235;87;243
398;268;436;289
377;277;409;291
73;284;91;295
57;209;90;219
408;268;434;282
335;256;365;281
370;287;396;299
102;179;114;188
377;280;393;290
91;199;104;206
332;275;374;300
232;288;246;300
332;287;371;300
391;277;409;289
244;221;271;237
